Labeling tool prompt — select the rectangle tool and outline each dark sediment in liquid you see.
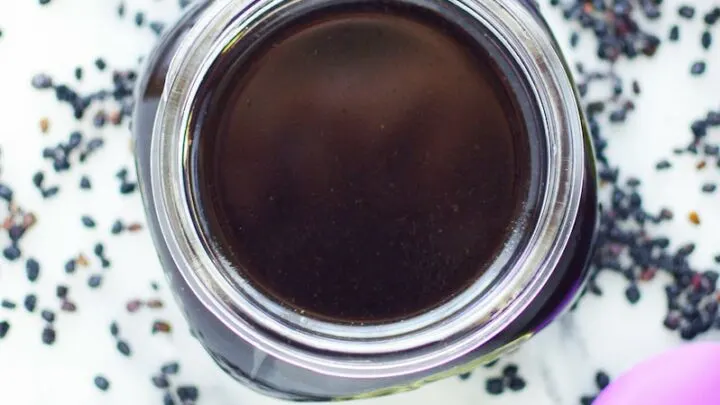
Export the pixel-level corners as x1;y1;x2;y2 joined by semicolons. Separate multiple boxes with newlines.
190;9;531;324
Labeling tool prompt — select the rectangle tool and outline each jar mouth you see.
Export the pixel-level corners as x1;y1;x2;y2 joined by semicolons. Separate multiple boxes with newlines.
185;0;545;329
152;0;584;378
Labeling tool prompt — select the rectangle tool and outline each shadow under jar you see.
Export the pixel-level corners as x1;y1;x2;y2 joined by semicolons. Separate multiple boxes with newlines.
133;0;598;401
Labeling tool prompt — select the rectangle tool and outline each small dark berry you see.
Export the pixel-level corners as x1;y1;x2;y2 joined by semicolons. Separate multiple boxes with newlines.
31;74;53;89
587;101;606;116
117;340;132;356
508;377;526;391
93;111;106;128
177;386;199;402
8;225;24;242
163;392;176;405
702;31;712;50
56;285;69;299
147;300;164;309
149;21;165;35
664;314;680;330
42;186;60;199
691;61;707;76
458;372;472;381
64;259;76;274
152;321;172;334
609;109;627;123
678;5;695;19
86;138;104;151
669;25;679;41
81;215;97;228
119;182;137;194
570;32;579;48
24;294;37;312
705;8;720;25
485;378;504;395
93;243;105;257
33;171;45;187
161;362;180;375
0;184;13;201
0;321;10;338
502;364;519;377
42;326;56;344
152;375;170;389
95;58;107;71
655;160;672;170
484;359;499;368
94;375;110;391
61;301;77;312
1;299;16;309
111;220;124;234
126;300;142;312
26;258;40;281
625;284;641;304
88;274;103;288
41;310;55;323
678;243;696;256
691;120;708;137
110;322;119;337
4;245;21;261
659;208;674;220
705;301;718;315
680;325;697;340
595;371;611;389
580;396;596;405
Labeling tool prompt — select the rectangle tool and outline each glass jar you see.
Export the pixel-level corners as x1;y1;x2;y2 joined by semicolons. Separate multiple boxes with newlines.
133;0;598;400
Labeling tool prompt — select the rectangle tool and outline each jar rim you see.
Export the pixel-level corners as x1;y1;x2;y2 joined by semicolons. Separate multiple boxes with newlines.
150;0;585;378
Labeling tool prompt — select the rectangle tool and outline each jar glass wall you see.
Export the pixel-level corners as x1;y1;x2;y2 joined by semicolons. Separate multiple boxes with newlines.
133;0;598;400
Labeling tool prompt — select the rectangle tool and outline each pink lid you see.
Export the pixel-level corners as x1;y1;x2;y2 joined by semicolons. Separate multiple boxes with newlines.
594;343;720;405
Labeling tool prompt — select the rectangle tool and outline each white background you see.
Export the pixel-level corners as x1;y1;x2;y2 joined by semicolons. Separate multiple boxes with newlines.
0;0;719;404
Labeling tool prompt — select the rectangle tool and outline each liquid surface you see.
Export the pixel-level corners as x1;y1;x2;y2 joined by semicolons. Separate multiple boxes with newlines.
192;10;530;323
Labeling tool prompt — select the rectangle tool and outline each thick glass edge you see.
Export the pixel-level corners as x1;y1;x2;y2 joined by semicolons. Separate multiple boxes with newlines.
182;0;541;342
149;0;585;378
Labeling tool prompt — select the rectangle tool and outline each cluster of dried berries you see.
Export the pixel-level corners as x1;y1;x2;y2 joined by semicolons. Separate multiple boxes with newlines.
559;0;663;61
550;1;719;404
0;1;201;404
458;359;528;396
667;106;719;194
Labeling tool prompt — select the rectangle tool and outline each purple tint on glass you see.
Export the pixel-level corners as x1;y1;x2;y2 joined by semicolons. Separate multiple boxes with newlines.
595;343;720;405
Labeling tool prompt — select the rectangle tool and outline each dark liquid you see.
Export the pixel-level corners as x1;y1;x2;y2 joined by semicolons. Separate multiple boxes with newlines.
191;9;531;323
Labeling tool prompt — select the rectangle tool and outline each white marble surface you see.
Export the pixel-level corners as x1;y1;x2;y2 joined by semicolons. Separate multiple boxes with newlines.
0;0;718;404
